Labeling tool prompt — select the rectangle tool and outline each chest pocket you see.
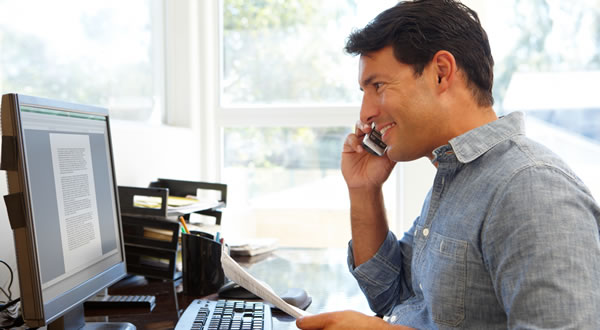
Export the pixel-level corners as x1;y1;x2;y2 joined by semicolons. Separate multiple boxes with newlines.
421;232;467;327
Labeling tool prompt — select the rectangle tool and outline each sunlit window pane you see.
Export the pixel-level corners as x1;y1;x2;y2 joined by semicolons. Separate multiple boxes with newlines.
477;0;600;199
221;0;397;106
222;127;398;247
0;0;162;121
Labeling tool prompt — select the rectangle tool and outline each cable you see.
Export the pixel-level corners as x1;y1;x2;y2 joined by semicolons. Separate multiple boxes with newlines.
0;288;8;303
0;260;13;301
0;262;39;330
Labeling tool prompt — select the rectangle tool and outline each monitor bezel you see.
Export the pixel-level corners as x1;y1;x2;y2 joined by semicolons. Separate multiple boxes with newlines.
2;93;128;327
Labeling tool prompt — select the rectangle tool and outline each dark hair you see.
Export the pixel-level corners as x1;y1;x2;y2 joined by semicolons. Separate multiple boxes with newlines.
345;0;494;107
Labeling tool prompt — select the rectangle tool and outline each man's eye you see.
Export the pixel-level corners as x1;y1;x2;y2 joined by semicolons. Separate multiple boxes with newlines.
374;82;383;91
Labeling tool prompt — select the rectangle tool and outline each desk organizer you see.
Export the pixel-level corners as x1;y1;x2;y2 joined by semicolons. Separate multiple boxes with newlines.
149;178;227;225
118;179;227;280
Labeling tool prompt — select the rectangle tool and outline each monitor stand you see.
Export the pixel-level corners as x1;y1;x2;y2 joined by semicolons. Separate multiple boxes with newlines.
48;304;135;330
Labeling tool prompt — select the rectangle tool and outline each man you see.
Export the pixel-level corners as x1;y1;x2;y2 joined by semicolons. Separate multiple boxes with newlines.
297;0;600;329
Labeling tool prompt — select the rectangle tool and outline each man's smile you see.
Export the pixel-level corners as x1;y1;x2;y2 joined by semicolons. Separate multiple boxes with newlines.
379;122;396;139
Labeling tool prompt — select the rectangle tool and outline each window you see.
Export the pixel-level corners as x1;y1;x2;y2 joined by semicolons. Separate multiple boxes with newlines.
473;0;600;199
0;0;165;122
218;0;399;247
221;1;390;105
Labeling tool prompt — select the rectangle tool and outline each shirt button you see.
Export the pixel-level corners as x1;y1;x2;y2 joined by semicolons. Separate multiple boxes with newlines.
389;315;397;322
423;228;430;237
419;283;423;290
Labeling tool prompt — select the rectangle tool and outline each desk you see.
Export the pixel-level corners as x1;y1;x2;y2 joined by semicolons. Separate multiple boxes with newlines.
85;247;372;329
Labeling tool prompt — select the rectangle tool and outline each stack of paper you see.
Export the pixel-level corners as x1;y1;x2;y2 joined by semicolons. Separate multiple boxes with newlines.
133;195;223;217
228;238;278;257
166;196;223;216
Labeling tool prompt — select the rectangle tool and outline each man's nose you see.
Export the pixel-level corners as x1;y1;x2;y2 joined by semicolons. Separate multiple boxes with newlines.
360;93;379;125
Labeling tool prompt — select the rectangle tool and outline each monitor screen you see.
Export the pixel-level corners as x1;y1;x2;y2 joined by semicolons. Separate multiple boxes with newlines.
1;94;127;327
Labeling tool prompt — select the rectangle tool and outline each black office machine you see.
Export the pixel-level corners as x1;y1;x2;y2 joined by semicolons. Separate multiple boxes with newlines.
1;94;134;328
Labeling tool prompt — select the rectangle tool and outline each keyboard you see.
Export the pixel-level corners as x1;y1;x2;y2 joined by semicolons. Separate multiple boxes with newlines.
175;299;272;330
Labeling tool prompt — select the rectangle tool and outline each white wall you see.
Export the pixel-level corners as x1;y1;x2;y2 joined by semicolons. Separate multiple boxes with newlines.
0;123;201;298
110;121;202;186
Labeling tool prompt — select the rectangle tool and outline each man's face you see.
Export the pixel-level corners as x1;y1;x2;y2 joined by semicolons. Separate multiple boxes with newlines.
358;46;443;162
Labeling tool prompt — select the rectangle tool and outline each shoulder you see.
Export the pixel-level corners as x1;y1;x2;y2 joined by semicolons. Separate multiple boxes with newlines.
481;134;590;195
480;135;599;242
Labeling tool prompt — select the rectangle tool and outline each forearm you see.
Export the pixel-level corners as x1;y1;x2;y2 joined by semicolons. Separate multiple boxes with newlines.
349;186;390;266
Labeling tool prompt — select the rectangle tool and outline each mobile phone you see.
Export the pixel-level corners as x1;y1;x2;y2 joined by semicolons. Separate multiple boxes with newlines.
362;126;387;156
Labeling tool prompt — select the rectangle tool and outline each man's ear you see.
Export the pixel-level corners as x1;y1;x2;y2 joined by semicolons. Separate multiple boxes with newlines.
432;50;456;93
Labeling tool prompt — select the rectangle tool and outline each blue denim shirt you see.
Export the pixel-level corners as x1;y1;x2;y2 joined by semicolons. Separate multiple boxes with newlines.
348;112;600;329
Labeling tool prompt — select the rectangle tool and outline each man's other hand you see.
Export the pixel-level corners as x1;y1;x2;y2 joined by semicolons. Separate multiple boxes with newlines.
295;310;415;330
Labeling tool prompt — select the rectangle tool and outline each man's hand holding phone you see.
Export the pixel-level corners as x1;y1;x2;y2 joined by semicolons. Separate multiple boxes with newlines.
341;121;396;190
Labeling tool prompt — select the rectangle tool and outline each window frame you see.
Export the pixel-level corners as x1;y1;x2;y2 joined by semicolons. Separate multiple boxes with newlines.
191;0;417;234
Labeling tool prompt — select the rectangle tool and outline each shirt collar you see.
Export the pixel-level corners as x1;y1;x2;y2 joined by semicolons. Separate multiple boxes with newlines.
433;111;525;164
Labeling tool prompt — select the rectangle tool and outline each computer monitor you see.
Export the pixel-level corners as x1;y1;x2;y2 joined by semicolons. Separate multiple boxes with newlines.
1;94;130;328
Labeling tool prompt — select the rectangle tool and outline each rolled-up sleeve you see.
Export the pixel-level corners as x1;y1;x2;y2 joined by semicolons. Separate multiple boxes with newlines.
347;228;416;315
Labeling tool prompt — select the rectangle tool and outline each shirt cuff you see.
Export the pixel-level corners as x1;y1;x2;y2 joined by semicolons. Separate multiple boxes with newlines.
347;231;403;296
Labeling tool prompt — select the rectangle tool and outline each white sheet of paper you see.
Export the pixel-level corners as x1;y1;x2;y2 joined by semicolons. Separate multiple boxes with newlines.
220;244;311;318
50;133;102;273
